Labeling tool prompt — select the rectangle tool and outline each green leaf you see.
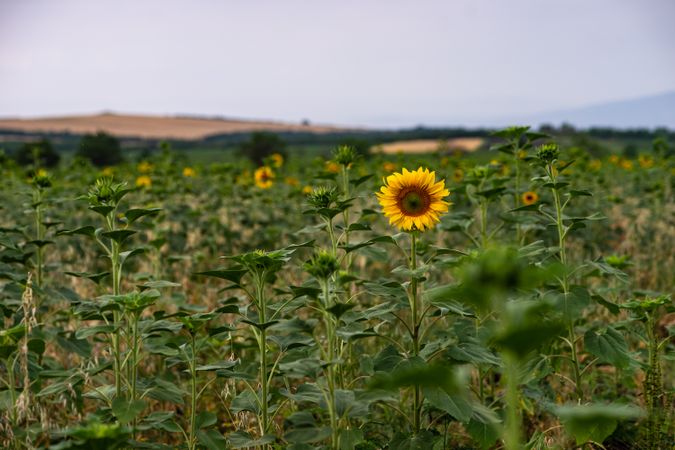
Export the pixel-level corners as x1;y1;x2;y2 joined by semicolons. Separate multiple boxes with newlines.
284;427;332;444
56;226;96;238
119;248;146;266
195;361;238;372
584;326;632;368
75;324;115;339
89;205;115;217
327;302;356;319
465;402;501;449
369;360;460;392
339;429;364;450
509;204;540;212
240;319;279;331
125;207;162;223
475;187;506;198
195;268;248;285
423;386;472;422
197;429;227;450
389;431;438;449
447;341;500;366
554;403;643;445
111;398;146;424
101;229;137;244
340;236;396;254
350;174;373;187
139;280;181;289
195;411;217;429
147;378;186;405
64;271;110;285
228;431;275;448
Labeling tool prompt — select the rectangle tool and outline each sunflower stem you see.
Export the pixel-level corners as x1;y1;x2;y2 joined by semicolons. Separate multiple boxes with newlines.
548;163;582;402
409;232;422;435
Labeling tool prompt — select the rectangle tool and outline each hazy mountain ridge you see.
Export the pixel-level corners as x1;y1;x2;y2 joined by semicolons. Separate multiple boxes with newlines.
519;91;675;129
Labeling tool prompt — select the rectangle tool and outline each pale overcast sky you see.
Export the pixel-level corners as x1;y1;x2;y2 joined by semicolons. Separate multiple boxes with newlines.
1;0;674;127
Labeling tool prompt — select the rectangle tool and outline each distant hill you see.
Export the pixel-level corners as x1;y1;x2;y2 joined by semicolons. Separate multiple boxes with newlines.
0;112;348;140
521;91;675;129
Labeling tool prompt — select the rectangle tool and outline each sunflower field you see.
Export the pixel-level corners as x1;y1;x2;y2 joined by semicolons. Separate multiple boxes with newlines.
0;127;673;449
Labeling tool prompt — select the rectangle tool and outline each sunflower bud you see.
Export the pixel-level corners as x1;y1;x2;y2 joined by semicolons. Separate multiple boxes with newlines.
31;169;52;189
333;145;358;167
536;143;560;163
87;177;127;207
304;250;339;280
308;186;339;209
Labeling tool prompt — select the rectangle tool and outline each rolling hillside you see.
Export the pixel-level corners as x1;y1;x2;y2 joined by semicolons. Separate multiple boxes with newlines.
0;112;348;140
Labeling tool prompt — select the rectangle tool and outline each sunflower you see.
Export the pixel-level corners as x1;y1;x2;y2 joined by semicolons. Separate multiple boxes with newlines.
521;191;538;205
137;161;153;173
383;162;397;172
254;166;275;189
270;153;284;168
325;161;340;174
638;155;653;169
452;168;464;183
183;167;196;177
136;175;152;188
284;176;299;187
376;167;450;231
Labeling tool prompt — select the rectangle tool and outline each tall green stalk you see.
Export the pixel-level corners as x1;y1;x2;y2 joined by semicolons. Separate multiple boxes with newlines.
188;334;198;450
547;164;582;401
320;277;339;449
408;233;422;434
645;311;664;449
255;274;270;438
106;213;124;398
503;354;522;450
34;188;44;290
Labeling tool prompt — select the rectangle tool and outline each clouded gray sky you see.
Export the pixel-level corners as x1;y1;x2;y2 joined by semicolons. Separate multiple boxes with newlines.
1;0;674;127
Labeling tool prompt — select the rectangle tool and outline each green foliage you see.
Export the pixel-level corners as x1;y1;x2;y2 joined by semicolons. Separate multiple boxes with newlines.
239;131;286;165
15;138;60;167
77;131;123;166
0;128;672;449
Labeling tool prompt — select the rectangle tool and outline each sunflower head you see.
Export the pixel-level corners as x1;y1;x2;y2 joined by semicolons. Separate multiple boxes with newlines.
333;145;358;167
325;161;340;174
536;143;559;164
183;167;196;177
521;191;539;206
284;176;300;187
304;250;339;280
589;159;602;171
254;166;275;188
383;162;397;173
31;169;52;189
136;175;152;188
452;168;464;183
137;161;153;173
376;167;450;231
308;186;339;209
270;153;284;168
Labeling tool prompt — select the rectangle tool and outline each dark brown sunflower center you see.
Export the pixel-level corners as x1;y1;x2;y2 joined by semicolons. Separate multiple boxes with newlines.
397;187;431;216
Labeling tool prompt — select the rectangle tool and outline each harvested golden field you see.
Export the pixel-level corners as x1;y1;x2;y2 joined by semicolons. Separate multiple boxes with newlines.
373;137;484;154
0;113;347;140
